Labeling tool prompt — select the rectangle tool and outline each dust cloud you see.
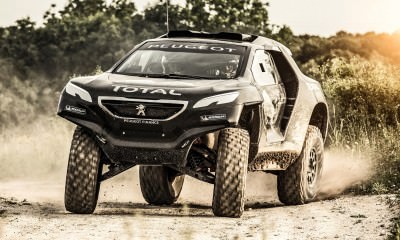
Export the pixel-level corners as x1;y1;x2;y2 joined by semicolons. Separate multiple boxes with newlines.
182;147;375;204
0;117;374;204
0;117;73;202
319;148;374;198
0;116;73;180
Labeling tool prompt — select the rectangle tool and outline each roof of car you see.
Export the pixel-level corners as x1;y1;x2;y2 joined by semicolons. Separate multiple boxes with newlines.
155;30;292;55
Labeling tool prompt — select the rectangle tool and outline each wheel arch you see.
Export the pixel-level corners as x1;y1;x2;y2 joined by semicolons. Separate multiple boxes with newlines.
238;103;263;162
309;102;329;140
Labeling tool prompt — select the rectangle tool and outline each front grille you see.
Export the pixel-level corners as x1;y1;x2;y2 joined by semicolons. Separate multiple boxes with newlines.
101;99;184;120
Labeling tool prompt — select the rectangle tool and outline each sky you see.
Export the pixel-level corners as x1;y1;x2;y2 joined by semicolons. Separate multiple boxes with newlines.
0;0;400;36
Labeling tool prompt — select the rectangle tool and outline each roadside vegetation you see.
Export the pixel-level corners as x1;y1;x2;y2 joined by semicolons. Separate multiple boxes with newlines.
0;0;399;236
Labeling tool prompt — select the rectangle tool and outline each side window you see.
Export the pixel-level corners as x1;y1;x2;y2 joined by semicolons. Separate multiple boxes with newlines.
251;50;281;85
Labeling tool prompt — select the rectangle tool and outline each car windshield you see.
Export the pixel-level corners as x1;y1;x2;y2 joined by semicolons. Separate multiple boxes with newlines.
114;41;246;79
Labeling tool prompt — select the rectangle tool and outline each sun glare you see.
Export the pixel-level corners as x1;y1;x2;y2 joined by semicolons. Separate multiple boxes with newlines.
368;0;400;33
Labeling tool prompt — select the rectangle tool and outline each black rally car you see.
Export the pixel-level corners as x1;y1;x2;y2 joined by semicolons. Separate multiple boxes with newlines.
58;31;328;217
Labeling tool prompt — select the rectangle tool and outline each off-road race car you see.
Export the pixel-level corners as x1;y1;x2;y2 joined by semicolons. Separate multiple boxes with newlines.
57;30;328;218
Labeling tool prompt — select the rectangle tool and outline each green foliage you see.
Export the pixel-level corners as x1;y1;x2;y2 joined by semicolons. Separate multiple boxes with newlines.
0;0;162;83
304;56;400;196
183;0;271;35
306;56;400;128
0;60;58;130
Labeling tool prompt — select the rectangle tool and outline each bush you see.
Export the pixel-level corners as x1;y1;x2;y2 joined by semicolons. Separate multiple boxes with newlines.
303;56;400;195
0;59;61;130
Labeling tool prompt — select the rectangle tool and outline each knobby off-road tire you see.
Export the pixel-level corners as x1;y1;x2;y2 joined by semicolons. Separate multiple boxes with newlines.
212;128;250;218
277;125;324;205
139;166;185;205
65;126;102;214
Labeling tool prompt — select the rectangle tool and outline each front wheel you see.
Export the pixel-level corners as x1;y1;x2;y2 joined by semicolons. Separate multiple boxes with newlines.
212;128;250;218
139;166;185;205
64;126;102;214
277;125;324;205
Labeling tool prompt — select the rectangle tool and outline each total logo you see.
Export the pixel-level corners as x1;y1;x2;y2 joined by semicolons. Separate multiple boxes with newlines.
112;85;182;96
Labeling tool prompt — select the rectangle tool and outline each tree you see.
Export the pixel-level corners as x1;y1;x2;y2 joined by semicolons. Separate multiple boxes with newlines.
184;0;272;35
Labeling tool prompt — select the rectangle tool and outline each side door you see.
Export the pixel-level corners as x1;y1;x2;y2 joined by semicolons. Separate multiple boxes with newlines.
251;50;286;142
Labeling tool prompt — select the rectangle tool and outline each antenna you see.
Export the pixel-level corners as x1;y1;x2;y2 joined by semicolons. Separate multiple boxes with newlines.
166;0;169;33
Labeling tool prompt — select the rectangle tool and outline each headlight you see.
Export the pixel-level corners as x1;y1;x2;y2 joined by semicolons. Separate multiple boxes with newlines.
65;82;92;103
193;92;239;108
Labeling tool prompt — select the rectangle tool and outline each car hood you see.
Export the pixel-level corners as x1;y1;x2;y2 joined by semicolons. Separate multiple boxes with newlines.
69;73;259;103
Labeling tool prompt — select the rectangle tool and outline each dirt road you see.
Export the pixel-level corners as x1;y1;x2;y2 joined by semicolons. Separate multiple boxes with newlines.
0;118;395;239
0;171;396;240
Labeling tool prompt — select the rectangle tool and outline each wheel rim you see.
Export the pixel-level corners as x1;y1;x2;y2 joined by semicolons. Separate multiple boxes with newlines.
307;148;318;186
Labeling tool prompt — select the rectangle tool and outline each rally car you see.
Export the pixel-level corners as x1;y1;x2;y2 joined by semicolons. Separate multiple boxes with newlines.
57;30;328;217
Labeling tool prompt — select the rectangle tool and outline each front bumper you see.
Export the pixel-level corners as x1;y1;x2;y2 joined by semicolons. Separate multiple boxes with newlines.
58;92;243;165
99;124;224;166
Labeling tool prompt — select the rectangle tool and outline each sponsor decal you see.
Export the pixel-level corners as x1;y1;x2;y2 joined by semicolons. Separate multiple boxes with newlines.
200;114;227;122
65;105;86;115
139;42;246;55
123;119;159;125
112;85;182;96
146;44;238;53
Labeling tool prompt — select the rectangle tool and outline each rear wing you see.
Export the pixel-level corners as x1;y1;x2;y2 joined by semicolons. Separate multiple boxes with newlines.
160;30;258;42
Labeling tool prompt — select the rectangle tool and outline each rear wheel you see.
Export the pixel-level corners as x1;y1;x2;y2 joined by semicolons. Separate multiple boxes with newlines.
139;166;185;205
212;128;249;218
277;125;324;205
65;126;102;214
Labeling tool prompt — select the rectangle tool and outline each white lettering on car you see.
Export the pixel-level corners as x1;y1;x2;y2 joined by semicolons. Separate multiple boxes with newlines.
122;87;138;93
141;88;149;93
112;85;182;96
225;48;237;52
123;119;159;125
112;85;122;92
169;90;182;96
184;45;197;49
147;44;159;49
210;47;224;51
65;105;86;115
150;89;167;94
144;44;238;53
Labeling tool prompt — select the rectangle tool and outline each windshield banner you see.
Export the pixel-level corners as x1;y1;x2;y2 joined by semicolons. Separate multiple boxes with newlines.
140;42;246;55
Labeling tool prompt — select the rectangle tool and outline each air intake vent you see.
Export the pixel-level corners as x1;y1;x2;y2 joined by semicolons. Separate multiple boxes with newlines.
98;97;188;121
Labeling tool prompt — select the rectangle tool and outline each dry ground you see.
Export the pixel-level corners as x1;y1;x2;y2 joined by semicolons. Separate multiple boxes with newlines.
0;172;396;240
0;118;397;239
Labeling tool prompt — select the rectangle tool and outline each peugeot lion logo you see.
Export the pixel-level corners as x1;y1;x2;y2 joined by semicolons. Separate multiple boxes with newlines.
136;104;146;116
